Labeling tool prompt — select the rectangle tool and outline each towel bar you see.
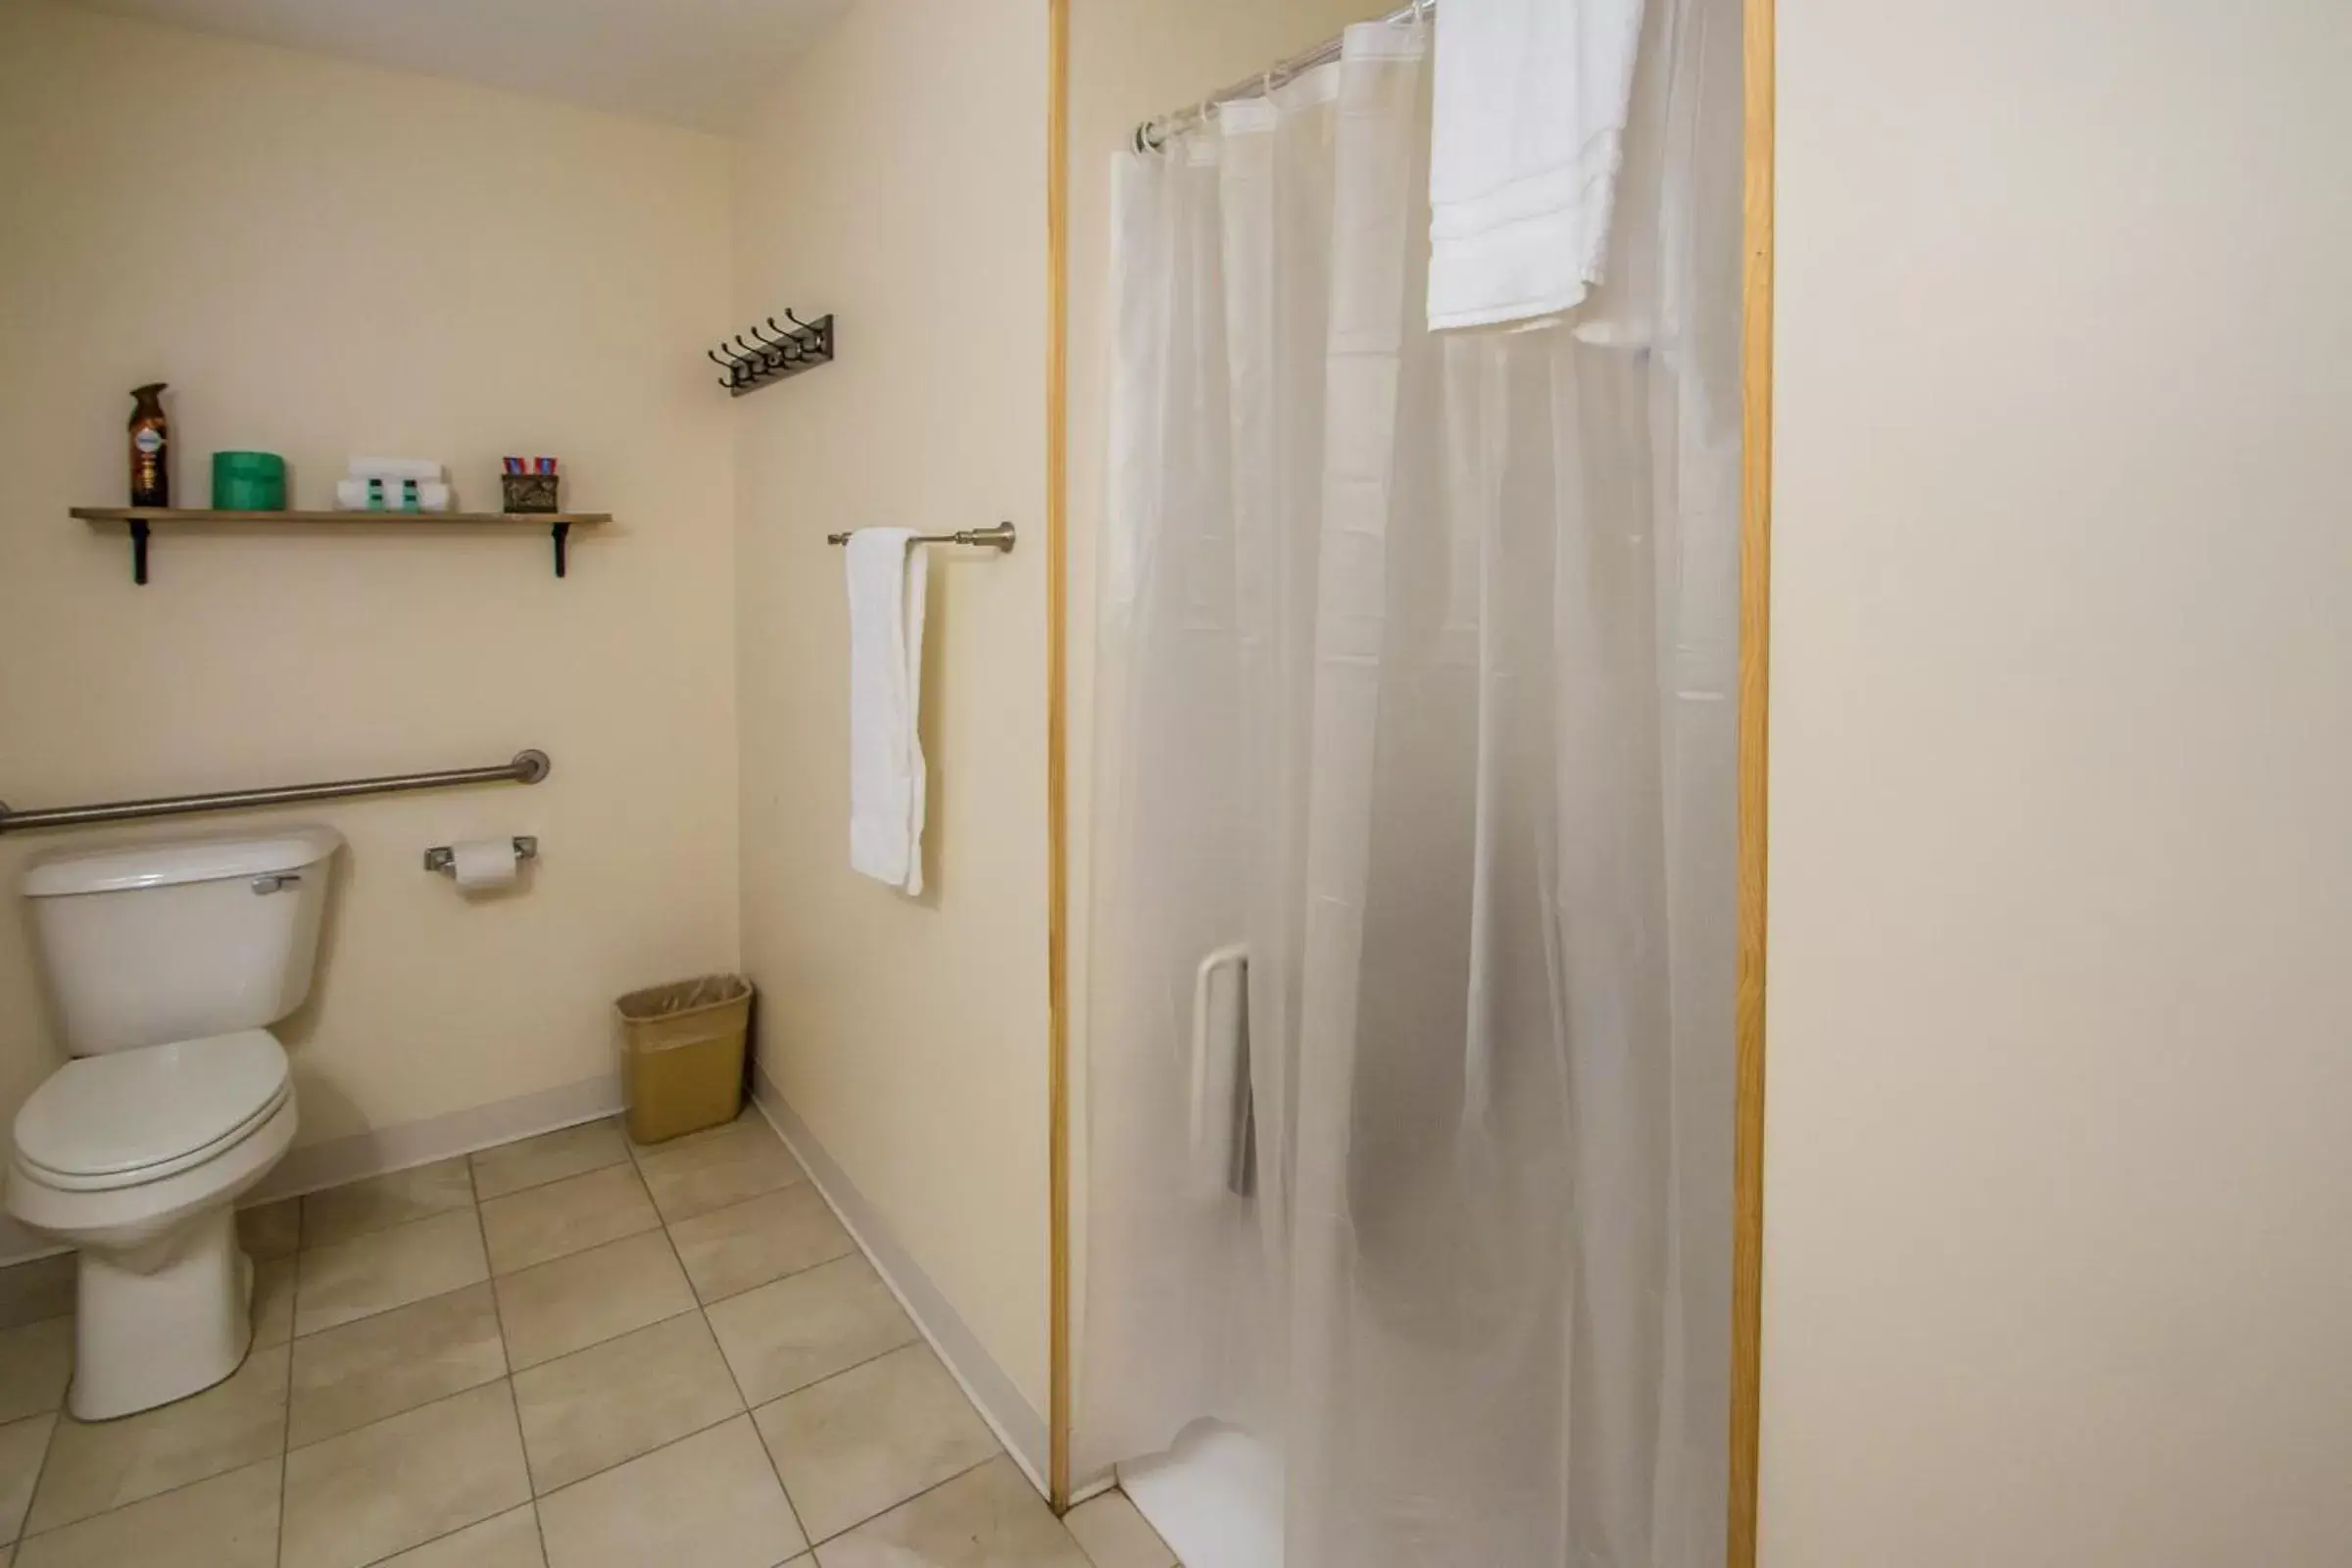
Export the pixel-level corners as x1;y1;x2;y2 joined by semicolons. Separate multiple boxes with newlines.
825;521;1015;554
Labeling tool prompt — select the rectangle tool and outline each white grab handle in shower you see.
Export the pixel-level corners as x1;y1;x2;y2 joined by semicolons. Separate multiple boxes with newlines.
1190;944;1250;1191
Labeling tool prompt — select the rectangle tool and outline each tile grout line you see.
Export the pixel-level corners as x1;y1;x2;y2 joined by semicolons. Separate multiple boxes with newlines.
272;1194;548;1560
468;1120;632;1205
751;1334;923;1413
11;1350;295;1554
289;1162;476;1254
291;1210;523;1568
296;1196;674;1354
295;1137;660;1263
640;1170;815;1557
4;1117;872;1565
689;1233;850;1314
508;1301;702;1382
284;1193;531;1568
525;1401;744;1505
233;1099;624;1217
743;1095;1054;1496
11;1445;266;1554
630;1113;892;1559
481;1118;808;1551
678;1230;1000;1549
643;1112;898;1562
13;1308;295;1551
807;1452;1003;1552
343;1494;513;1568
277;1228;296;1568
340;1464;541;1568
482;1209;665;1283
276;1175;304;1568
0;1150;482;1561
11;1364;72;1559
287;1200;484;1343
468;1335;987;1566
470;1326;929;1529
467;1187;550;1568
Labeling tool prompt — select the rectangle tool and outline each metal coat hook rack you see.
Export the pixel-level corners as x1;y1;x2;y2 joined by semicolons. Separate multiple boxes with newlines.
709;311;834;395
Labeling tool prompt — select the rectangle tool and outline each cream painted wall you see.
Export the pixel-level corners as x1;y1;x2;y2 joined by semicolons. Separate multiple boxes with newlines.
1764;3;2352;1563
732;0;1053;1415
0;4;739;1202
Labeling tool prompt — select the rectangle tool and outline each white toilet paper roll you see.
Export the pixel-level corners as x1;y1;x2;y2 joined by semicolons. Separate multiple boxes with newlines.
449;838;520;890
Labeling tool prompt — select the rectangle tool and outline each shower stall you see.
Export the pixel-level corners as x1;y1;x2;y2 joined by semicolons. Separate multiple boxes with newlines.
1074;1;1742;1564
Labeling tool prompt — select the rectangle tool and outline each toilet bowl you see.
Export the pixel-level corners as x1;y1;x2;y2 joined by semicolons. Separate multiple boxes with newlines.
11;1032;299;1418
4;827;338;1419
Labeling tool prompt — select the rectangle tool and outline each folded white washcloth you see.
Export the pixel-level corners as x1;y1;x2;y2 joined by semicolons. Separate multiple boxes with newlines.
346;457;445;482
1427;0;1645;331
845;529;928;895
335;477;452;513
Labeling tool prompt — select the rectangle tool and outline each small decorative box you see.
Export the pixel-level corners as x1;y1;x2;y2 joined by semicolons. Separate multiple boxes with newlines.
502;472;560;514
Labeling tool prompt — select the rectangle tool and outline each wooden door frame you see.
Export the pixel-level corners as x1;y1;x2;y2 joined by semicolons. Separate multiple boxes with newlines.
1041;1;1775;1553
1730;0;1774;1562
1045;0;1074;1517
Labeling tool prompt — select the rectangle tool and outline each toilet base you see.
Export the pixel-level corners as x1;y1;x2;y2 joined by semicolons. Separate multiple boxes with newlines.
6;1086;296;1421
72;1204;254;1421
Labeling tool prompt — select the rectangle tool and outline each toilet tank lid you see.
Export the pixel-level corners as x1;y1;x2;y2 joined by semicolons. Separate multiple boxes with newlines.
22;825;343;898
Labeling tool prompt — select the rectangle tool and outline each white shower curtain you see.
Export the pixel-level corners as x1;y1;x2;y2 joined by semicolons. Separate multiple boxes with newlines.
1077;5;1740;1564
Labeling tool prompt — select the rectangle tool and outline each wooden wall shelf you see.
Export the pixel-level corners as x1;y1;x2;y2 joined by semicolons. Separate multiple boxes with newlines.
72;508;612;584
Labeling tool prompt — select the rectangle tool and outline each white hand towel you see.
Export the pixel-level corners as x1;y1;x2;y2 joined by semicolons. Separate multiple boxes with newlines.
1426;0;1645;331
846;529;929;895
334;477;452;512
347;457;445;482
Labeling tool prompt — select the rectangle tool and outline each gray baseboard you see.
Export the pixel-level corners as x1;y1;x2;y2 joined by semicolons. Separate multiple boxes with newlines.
4;1064;1058;1501
0;1070;625;1266
750;1067;1051;1495
0;1217;64;1267
246;1071;624;1205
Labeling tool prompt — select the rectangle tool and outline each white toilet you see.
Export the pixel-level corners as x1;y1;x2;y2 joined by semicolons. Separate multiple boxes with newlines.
6;826;338;1419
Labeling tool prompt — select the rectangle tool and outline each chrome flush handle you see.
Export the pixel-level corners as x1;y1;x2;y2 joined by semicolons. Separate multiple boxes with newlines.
250;873;301;895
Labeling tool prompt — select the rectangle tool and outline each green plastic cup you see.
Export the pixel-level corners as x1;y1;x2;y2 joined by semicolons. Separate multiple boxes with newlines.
211;451;287;511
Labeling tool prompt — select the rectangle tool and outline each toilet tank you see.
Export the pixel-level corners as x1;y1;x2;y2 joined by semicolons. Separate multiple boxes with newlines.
21;825;341;1055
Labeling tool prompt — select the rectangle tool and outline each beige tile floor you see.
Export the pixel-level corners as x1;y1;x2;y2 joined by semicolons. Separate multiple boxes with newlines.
0;1110;1181;1568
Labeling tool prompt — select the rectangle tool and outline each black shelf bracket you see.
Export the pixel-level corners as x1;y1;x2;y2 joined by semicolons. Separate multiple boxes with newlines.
552;520;571;578
129;519;150;586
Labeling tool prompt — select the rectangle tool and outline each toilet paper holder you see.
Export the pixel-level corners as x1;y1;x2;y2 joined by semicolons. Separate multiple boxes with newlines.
423;836;538;875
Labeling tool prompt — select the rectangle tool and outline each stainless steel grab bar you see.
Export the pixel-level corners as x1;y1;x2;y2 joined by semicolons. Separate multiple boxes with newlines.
0;750;551;835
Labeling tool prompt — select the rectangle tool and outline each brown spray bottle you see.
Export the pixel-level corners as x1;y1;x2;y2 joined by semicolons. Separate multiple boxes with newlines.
127;382;169;507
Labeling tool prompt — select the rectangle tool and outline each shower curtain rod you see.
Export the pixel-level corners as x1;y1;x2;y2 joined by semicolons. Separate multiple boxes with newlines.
1131;0;1435;151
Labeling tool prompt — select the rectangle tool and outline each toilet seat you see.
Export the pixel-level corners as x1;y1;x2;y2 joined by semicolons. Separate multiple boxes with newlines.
15;1031;291;1194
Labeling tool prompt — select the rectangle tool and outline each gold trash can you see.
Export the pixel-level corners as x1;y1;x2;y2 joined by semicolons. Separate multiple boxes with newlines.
615;974;755;1145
